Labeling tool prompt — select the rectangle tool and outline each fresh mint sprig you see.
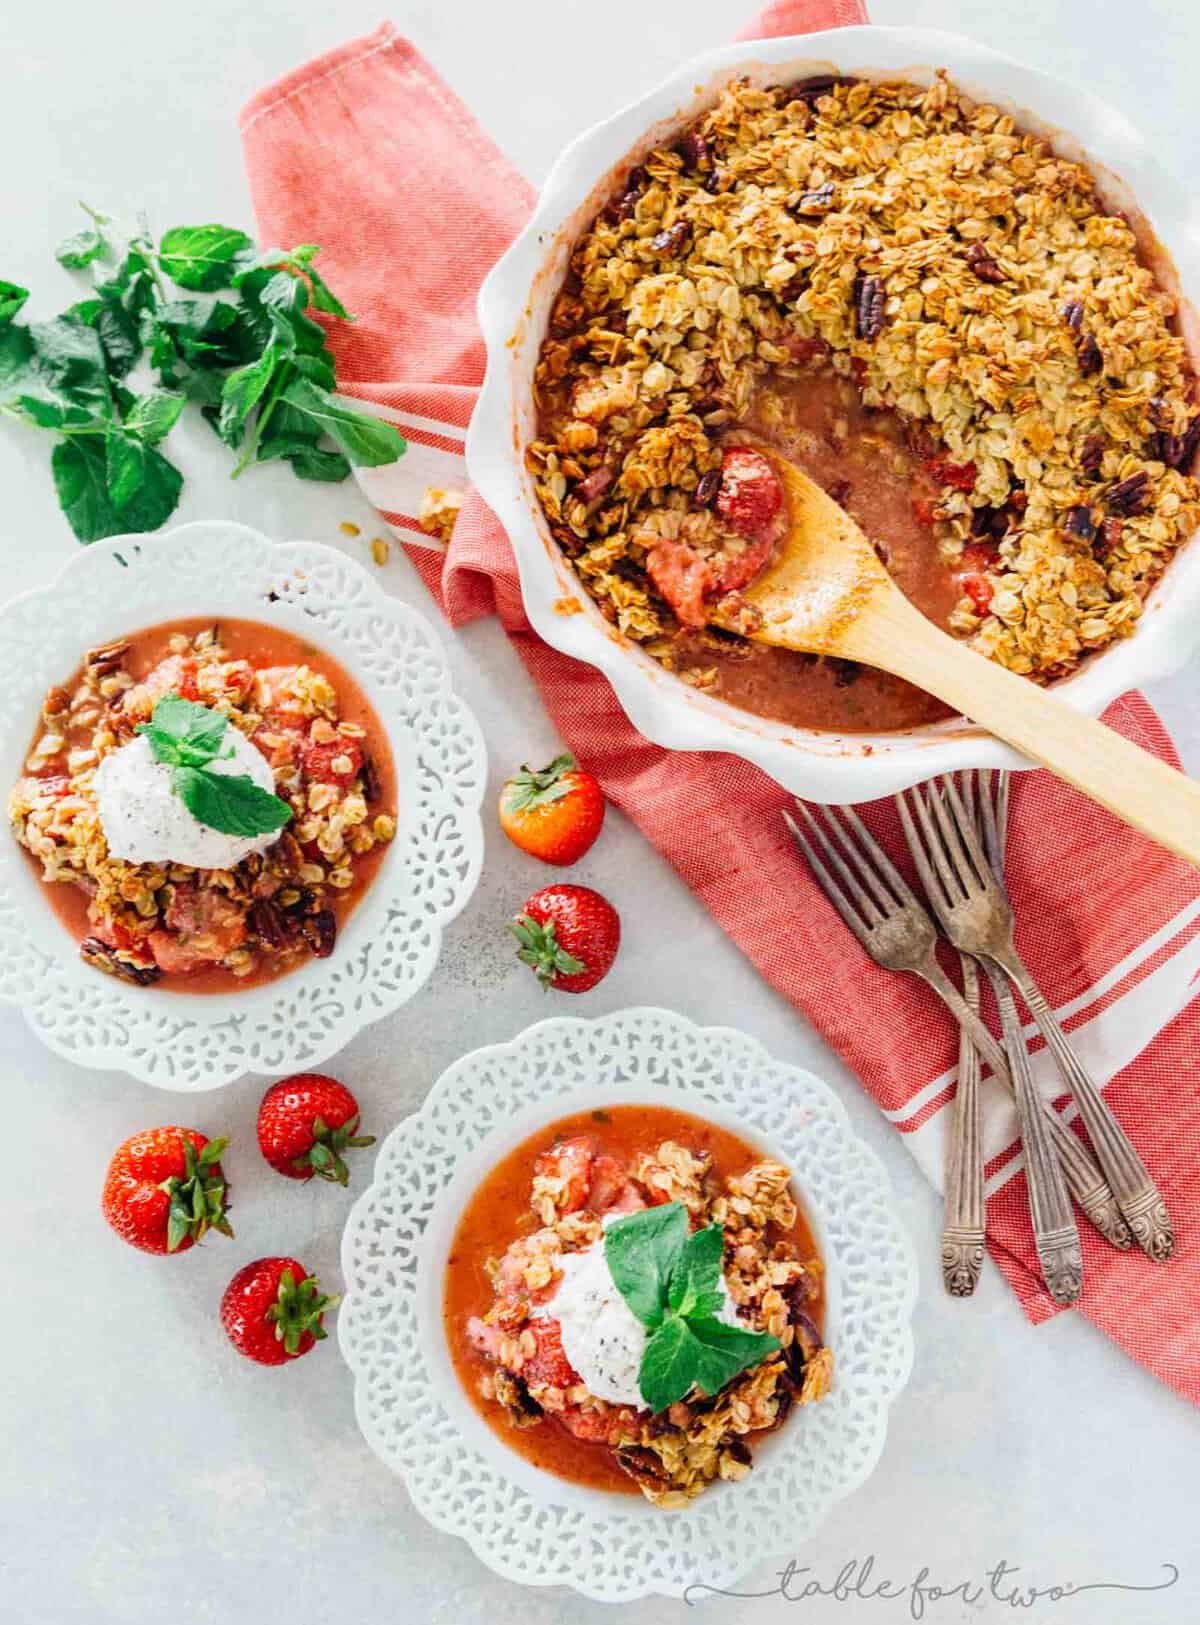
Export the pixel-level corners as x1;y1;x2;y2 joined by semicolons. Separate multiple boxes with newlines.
0;206;406;543
604;1200;780;1414
137;693;292;840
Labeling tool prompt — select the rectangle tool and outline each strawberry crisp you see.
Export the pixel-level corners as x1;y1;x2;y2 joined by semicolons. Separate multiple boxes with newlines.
528;72;1200;732
9;617;396;989
446;1105;831;1506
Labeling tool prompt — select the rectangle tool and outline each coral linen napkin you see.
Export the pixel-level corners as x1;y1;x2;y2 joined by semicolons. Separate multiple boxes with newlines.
241;3;1200;1401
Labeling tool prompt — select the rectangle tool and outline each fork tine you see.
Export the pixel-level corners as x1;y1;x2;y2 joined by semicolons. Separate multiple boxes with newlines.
794;801;884;925
822;804;905;915
941;774;997;888
781;810;872;950
913;783;967;903
839;803;923;910
996;771;1011;866
926;779;985;895
894;788;952;914
974;769;1002;878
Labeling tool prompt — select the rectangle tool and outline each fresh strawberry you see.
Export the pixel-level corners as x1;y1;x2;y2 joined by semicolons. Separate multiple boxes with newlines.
257;1073;375;1185
524;1317;581;1388
302;735;364;788
101;1127;233;1255
511;883;620;994
715;446;783;541
498;752;605;866
220;1257;338;1365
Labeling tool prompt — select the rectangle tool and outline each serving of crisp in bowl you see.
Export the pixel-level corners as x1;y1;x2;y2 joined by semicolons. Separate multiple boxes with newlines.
468;26;1200;802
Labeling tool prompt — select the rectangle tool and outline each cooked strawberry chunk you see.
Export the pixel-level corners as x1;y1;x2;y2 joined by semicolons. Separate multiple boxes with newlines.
645;539;714;629
715;532;778;594
524;1317;580;1388
559;1402;640;1443
149;884;247;974
961;573;994;615
927;457;977;492
533;1136;595;1214
122;654;199;717
302;735;363;788
714;447;783;542
589;1154;645;1217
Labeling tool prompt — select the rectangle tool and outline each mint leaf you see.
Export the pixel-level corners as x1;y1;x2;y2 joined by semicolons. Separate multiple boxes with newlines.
51;438;121;543
666;1224;725;1317
159;224;253;291
279;377;406;467
287;446;351;482
138;694;229;767
604;1201;689;1329
173;764;292;838
56;229;104;270
639;1316;698;1414
218;342;280;442
105;431;151;508
101;438;181;531
123;389;185;446
0;279;29;325
685;1317;780;1398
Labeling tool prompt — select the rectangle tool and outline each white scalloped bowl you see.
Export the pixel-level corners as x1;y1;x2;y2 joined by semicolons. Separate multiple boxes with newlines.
0;522;487;1090
469;26;1200;802
339;1007;916;1601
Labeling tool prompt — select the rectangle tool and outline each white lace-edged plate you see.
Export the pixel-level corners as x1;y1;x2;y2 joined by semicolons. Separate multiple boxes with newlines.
0;521;486;1090
339;1006;916;1601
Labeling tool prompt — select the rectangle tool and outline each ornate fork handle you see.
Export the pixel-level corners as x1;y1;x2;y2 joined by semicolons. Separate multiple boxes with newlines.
920;958;1132;1251
995;952;1174;1263
942;954;985;1296
982;964;1082;1304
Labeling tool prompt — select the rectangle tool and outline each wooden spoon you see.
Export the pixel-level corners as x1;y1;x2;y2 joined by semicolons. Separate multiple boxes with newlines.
726;451;1200;865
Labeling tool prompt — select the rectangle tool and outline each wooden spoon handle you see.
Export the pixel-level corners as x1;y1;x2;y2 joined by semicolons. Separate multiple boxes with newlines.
843;592;1200;865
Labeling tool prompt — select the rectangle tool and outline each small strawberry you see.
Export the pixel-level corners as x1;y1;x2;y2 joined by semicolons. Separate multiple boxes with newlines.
511;883;620;994
101;1126;233;1256
257;1073;375;1185
498;752;605;866
220;1257;338;1366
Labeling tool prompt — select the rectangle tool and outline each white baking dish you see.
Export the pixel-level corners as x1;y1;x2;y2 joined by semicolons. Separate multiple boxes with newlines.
468;26;1200;801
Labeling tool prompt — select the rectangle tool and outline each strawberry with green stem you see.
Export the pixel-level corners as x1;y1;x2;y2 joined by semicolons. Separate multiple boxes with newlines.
511;883;620;994
257;1073;375;1185
101;1126;233;1255
220;1257;338;1365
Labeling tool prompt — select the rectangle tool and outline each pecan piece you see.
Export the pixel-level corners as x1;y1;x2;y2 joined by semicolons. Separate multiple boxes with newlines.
1079;433;1105;476
796;182;835;215
1077;333;1103;376
1099;516;1124;553
360;753;383;803
676;129;712;173
789;74;856;103
854;273;884;340
1153;415;1200;471
650;219;691;256
610;165;648;222
1061;299;1084;332
86;638;130;674
301;908;337;958
1107;470;1151;516
966;242;1006;284
80;937;161;986
693;468;721;509
1065;505;1096;541
249;899;293;950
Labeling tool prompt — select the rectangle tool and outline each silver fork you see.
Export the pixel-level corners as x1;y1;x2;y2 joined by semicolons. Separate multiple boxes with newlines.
899;780;1082;1305
785;800;1131;1258
945;772;1172;1264
785;806;987;1296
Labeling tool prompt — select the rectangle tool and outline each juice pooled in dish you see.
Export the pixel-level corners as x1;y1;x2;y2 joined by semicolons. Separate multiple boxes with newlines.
8;617;396;990
445;1104;831;1505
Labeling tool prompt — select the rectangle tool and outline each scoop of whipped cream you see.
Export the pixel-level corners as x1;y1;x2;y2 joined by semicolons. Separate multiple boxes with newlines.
93;728;282;869
535;1215;743;1407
